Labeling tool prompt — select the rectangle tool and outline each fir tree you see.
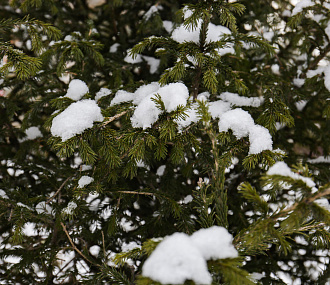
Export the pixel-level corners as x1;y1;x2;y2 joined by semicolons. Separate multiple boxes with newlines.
0;0;330;284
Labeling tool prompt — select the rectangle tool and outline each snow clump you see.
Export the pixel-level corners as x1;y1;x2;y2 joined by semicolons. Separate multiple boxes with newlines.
111;82;189;129
291;0;314;16
78;175;94;188
20;126;43;141
51;99;104;141
64;79;89;101
267;161;316;188
218;108;273;154
142;226;237;285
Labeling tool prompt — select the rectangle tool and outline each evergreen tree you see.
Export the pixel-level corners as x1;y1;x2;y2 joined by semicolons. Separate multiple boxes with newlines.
0;0;329;284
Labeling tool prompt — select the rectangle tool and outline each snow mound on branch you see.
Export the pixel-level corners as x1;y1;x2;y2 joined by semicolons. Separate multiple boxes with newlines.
111;82;189;129
95;87;111;101
220;92;263;107
267;161;315;188
142;226;237;285
291;0;314;16
51;99;103;142
218;108;273;154
20;126;43;142
190;226;238;260
65;79;89;101
78;176;94;188
323;65;330;92
171;15;234;56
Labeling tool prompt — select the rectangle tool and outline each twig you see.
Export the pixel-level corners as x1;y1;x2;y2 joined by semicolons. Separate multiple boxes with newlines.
102;110;129;127
275;187;330;218
101;231;106;257
116;190;155;196
46;176;72;204
60;222;96;265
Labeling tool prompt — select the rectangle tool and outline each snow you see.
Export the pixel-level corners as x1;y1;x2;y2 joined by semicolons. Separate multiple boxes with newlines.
208;100;231;118
323;65;330;92
95;87;111;101
307;156;330;163
124;51;143;64
190;226;238;260
156;165;166;176
21;126;42;141
51;99;104;141
218;108;273;154
218;108;255;139
142;226;237;284
78;175;94;188
267;161;316;188
109;43;120;53
35;201;53;215
65;79;89;101
171;19;234;56
142;232;212;285
87;0;106;9
112;82;189;129
0;189;8;199
142;55;160;74
220;92;262;107
62;201;77;215
89;245;100;257
144;5;163;21
163;20;173;33
291;0;314;16
175;104;199;130
248;125;273;154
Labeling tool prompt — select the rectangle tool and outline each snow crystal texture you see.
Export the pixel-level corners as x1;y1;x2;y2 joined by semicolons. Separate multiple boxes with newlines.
51;99;104;141
142;226;237;285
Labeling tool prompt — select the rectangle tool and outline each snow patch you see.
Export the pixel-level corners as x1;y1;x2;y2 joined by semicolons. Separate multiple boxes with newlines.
51;99;104;141
65;79;89;101
78;176;94;188
267;161;315;188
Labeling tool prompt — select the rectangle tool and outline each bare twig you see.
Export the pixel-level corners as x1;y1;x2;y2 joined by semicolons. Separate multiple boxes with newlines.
102;110;129;127
60;222;96;265
46;176;72;204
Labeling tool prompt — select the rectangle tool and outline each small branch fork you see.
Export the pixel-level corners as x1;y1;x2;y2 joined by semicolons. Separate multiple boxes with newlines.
46;176;72;204
60;222;97;266
276;187;330;218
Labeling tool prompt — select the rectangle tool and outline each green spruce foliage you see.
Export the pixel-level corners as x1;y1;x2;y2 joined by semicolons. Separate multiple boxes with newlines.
0;0;330;284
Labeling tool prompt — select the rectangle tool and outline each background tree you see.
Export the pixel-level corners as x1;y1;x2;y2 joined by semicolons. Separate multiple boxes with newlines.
0;0;329;284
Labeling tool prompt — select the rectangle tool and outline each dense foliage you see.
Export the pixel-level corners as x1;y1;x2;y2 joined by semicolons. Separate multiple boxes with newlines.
1;0;330;284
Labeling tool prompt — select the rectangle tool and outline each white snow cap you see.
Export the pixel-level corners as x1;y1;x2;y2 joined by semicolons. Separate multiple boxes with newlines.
323;65;330;92
65;79;89;101
267;161;316;188
218;108;273;154
95;87;111;101
142;226;237;285
142;233;212;285
51;99;104;141
24;126;43;140
78;175;94;188
171;11;234;56
111;82;189;129
190;226;238;260
220;92;262;107
291;0;314;16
